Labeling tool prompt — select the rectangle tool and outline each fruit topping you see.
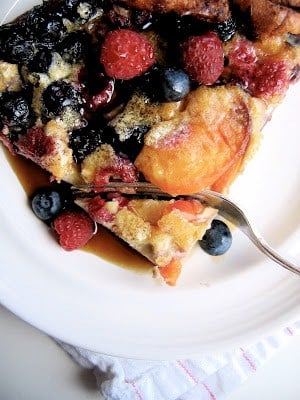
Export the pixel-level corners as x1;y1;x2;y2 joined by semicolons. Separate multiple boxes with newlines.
69;126;106;163
0;25;14;61
27;49;53;73
249;59;289;98
87;197;115;223
227;39;290;98
135;86;251;195
182;31;224;85
85;79;115;112
158;258;182;287
117;124;149;161
100;29;155;80
24;6;66;44
42;80;84;118
126;65;159;100
166;200;205;221
31;187;63;220
159;68;191;102
51;209;95;251
93;155;139;185
211;17;237;42
56;32;91;64
4;30;35;64
286;34;300;47
154;13;195;40
132;9;153;30
198;219;232;255
228;37;257;78
16;126;55;161
0;91;34;132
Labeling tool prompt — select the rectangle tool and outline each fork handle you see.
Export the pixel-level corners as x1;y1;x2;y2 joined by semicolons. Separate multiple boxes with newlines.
248;234;300;276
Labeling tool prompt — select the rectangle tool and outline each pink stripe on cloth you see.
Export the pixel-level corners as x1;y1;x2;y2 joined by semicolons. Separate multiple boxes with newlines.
286;327;294;336
57;321;300;400
201;382;217;400
177;360;217;400
240;348;257;372
125;379;143;400
177;360;198;384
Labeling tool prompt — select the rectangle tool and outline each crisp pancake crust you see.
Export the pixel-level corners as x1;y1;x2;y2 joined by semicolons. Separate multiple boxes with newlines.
119;0;230;21
234;0;300;36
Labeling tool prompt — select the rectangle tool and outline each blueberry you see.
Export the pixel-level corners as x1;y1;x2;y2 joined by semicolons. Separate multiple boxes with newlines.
117;125;149;160
61;0;80;18
24;6;66;44
155;13;206;40
68;124;136;163
69;126;106;163
211;17;237;42
134;65;163;100
23;5;47;33
0;24;15;61
132;9;153;30
56;32;91;64
286;34;300;47
40;15;66;43
160;68;190;102
4;29;35;64
27;49;53;73
136;66;190;102
42;81;84;118
199;219;232;256
31;188;63;220
0;92;34;132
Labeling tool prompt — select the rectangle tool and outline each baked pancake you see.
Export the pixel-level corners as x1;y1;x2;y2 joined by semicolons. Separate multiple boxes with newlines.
0;0;299;285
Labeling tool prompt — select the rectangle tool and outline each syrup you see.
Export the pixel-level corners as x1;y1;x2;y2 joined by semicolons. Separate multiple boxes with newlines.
3;147;152;273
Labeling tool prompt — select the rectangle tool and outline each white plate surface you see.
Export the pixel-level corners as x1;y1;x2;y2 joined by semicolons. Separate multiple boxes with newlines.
0;0;300;360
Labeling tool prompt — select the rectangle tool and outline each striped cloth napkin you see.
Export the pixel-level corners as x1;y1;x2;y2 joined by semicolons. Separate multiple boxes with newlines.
59;321;300;400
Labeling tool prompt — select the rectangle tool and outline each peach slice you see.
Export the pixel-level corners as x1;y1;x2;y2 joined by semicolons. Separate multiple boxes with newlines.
135;86;252;195
158;259;182;287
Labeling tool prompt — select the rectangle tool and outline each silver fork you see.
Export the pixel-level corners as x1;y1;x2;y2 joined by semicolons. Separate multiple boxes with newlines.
72;181;300;276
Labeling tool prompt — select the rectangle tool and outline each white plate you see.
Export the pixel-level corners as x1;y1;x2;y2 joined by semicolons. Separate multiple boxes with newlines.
1;0;300;360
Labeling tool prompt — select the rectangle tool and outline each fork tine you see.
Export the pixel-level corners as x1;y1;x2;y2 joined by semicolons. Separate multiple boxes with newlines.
72;182;215;203
72;182;175;197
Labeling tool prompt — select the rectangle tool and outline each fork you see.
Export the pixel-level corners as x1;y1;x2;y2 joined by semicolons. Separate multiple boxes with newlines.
72;181;300;276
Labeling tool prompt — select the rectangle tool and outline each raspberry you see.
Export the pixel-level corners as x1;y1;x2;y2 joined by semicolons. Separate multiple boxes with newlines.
228;38;257;76
87;195;128;224
86;79;115;111
93;156;139;186
87;197;115;223
115;156;139;182
52;210;95;251
16;127;55;162
93;169;113;187
182;32;224;85
100;29;155;80
249;59;289;98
